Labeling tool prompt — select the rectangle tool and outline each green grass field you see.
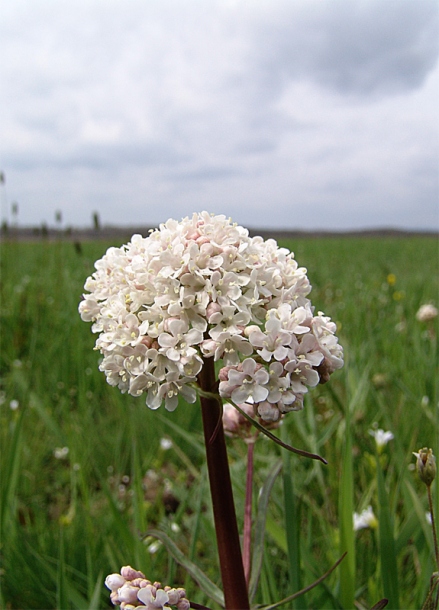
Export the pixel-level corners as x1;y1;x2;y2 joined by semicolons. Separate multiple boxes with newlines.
0;235;438;609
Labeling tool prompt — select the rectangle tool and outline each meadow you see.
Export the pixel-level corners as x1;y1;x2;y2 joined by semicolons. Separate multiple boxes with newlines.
0;233;437;609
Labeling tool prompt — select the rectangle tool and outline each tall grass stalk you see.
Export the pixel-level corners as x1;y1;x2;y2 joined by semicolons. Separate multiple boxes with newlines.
376;453;400;608
338;404;355;609
281;426;304;609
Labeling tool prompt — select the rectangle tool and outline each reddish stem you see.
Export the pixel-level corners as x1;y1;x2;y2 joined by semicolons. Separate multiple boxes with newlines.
243;441;254;586
197;358;250;610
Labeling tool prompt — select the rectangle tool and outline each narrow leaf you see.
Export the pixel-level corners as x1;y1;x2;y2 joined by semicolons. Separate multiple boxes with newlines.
281;425;303;609
145;529;225;608
258;552;347;610
249;459;283;601
376;456;400;609
0;408;24;537
338;415;355;610
88;571;104;610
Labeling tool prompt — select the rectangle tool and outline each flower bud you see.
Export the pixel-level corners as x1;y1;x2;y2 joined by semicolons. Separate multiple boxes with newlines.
222;402;256;437
105;573;126;591
413;447;436;486
121;565;146;581
244;324;260;337
117;584;140;604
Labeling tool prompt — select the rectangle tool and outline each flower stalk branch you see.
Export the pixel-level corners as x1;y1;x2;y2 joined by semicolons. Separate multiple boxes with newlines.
198;356;250;610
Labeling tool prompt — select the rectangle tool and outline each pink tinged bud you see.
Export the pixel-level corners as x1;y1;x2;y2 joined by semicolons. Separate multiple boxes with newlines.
120;565;146;580
218;366;232;381
166;588;186;605
137;585;170;608
140;336;154;347
177;600;191;610
256;401;280;422
195;235;210;245
163;317;180;332
222;403;241;435
117;584;140;604
105;573;126;591
206;302;221;320
244;325;260;337
200;338;217;356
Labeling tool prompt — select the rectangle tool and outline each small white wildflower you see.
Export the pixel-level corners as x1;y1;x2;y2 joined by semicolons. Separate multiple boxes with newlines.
54;446;69;459
148;540;162;554
353;506;378;531
160;438;173;450
9;399;19;411
369;428;394;452
416;303;438;322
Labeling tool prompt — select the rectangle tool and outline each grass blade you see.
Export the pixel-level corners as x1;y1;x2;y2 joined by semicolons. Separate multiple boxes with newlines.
0;409;24;539
281;426;303;609
145;528;225;607
249;459;283;601
338;409;355;609
376;456;400;609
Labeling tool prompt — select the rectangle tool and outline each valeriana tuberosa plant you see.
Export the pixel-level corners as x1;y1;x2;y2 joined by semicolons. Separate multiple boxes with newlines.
79;212;343;609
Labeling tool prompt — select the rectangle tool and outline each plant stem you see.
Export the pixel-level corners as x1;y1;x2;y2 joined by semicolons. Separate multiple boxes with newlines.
243;441;255;586
197;358;250;610
427;485;439;571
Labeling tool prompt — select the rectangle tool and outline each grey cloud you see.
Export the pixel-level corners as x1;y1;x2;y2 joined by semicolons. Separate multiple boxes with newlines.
250;0;439;98
0;0;437;231
7;140;189;173
168;165;243;182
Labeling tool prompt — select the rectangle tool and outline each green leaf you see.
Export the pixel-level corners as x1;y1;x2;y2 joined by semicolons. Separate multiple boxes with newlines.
0;408;24;539
281;426;303;609
87;571;104;610
145;528;225;608
376;456;399;609
257;552;347;610
338;409;355;610
249;459;283;601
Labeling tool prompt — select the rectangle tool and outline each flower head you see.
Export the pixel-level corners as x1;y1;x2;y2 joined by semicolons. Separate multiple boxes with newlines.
353;506;378;531
80;213;343;421
105;566;190;609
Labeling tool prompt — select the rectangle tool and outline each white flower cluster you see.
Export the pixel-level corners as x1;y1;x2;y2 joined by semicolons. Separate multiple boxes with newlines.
105;566;189;610
80;212;343;421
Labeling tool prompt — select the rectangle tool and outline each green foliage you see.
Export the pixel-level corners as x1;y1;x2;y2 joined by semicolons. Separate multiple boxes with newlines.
0;235;437;609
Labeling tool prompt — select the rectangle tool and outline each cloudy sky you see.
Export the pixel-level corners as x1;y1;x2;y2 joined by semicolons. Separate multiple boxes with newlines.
1;0;438;231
